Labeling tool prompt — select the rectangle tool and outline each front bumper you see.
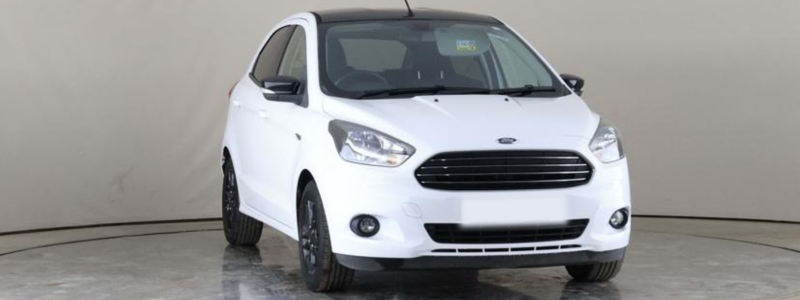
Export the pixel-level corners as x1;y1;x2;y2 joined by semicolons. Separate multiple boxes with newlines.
314;142;631;261
336;248;626;271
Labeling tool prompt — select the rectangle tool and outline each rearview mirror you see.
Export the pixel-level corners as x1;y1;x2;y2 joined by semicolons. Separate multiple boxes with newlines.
261;76;300;99
560;74;585;96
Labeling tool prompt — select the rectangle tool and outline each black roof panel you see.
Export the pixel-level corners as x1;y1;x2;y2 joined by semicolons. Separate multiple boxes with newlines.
313;8;502;25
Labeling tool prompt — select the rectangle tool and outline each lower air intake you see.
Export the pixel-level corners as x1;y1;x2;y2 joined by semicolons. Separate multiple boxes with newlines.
425;219;590;244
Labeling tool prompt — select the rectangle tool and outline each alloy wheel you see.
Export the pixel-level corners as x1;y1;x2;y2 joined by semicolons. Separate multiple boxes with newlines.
300;200;319;274
223;167;238;229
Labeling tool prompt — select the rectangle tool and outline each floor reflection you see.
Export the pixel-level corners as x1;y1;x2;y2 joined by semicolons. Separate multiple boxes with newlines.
222;245;621;300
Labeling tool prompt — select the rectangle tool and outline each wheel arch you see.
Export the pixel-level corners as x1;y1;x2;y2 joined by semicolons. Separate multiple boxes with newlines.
296;169;315;221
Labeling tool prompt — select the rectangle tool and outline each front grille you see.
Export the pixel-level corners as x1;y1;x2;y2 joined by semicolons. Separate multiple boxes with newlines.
415;150;593;190
425;219;590;244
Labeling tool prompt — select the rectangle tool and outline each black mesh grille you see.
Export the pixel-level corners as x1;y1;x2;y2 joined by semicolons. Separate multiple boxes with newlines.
415;150;593;190
425;219;590;244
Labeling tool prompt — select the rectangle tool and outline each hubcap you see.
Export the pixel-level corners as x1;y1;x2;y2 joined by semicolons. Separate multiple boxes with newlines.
300;200;319;274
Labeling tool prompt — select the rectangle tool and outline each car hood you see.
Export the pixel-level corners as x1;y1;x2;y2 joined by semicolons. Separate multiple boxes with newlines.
322;94;600;152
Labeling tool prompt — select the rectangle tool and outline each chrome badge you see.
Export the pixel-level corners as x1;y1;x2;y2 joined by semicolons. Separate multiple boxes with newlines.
498;137;517;145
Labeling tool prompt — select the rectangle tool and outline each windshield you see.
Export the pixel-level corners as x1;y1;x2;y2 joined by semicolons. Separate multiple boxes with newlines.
318;20;567;99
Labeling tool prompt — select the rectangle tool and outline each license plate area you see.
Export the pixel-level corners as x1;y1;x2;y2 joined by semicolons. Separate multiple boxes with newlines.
460;198;570;226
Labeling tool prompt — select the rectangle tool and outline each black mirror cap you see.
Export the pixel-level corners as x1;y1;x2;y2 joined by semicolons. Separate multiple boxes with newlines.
560;74;585;96
262;76;301;95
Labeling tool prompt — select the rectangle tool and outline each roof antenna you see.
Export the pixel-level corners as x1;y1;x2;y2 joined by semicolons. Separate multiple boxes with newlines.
404;0;414;17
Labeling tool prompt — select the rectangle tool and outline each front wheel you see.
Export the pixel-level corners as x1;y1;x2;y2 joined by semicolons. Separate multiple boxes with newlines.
565;259;624;282
298;181;355;292
222;158;263;246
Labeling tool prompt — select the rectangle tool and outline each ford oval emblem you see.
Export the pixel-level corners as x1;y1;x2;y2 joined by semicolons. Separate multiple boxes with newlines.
498;137;517;145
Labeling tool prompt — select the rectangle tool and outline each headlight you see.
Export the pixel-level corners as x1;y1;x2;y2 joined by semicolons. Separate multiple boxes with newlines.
589;119;624;163
328;120;415;167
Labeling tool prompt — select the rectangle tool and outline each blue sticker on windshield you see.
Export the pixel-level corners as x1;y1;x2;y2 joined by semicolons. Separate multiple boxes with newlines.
456;40;478;51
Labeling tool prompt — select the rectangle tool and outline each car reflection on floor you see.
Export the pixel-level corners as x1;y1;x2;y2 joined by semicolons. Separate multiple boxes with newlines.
221;245;621;300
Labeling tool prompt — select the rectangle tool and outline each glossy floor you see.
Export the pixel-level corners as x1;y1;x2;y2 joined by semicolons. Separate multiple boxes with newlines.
1;219;799;300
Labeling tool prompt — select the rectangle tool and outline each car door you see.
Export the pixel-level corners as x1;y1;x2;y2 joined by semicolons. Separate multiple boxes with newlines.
236;24;305;228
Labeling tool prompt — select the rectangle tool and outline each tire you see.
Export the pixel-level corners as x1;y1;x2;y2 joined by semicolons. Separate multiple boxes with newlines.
565;259;624;282
222;158;263;246
298;181;355;292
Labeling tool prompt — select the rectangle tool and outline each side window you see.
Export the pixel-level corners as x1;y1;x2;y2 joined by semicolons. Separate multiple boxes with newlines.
278;27;307;92
253;26;295;83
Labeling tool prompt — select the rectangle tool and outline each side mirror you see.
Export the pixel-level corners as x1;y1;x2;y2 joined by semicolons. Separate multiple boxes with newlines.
261;76;300;99
560;74;585;96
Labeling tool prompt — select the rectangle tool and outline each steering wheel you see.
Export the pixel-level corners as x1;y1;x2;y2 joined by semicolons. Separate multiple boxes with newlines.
334;71;390;89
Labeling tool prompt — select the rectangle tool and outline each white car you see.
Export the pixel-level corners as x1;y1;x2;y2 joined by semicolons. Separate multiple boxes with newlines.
221;8;630;292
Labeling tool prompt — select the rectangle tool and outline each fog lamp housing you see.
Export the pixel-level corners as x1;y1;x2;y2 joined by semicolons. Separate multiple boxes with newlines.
350;215;380;237
609;209;629;229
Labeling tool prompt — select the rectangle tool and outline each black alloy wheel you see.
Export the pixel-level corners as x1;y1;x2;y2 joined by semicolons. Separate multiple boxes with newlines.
221;158;263;246
297;181;354;292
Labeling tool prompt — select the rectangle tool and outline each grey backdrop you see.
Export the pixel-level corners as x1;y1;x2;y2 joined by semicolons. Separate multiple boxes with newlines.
1;0;799;233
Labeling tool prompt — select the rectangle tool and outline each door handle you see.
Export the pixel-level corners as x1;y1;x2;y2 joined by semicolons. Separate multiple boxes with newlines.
232;100;242;108
257;109;269;119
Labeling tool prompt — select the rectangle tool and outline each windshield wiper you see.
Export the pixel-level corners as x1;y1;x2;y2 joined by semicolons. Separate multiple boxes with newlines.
356;85;555;99
358;86;491;99
491;85;556;96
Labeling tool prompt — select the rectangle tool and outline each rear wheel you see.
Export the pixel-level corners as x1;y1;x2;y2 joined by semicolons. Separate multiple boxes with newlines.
298;181;354;292
566;259;624;282
222;158;263;246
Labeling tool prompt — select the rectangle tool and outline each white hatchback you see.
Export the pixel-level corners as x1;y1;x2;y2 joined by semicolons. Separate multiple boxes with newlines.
221;8;631;292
